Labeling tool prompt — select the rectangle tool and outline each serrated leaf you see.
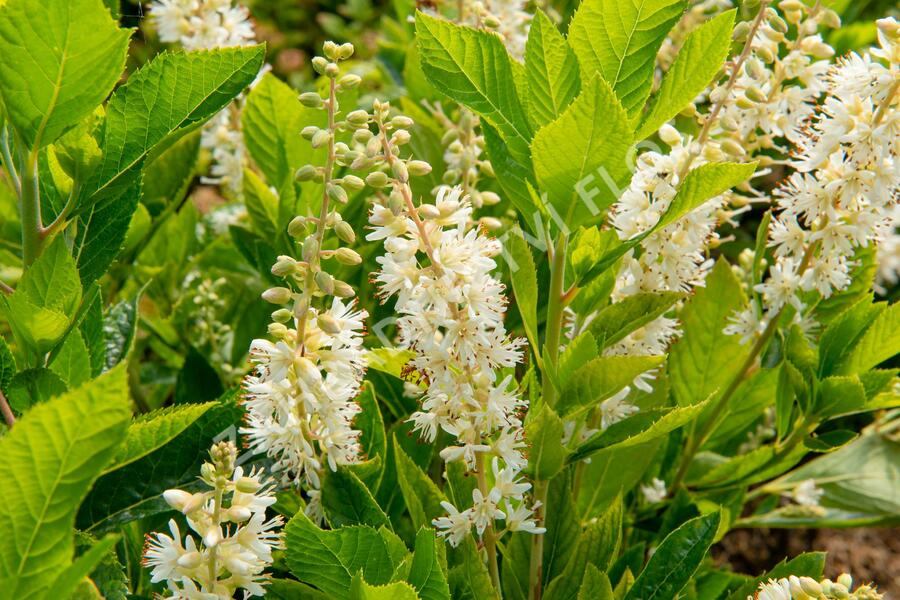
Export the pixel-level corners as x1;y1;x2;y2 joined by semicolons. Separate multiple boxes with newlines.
82;44;265;203
0;0;130;149
503;228;539;353
408;528;451;600
589;291;684;349
48;329;91;388
140;130;200;215
0;335;15;391
351;573;421;599
568;0;686;116
636;10;735;139
481;121;536;220
624;512;720;600
669;259;748;408
658;161;757;231
817;295;882;377
4;368;68;414
73;179;141;285
285;511;403;597
531;75;633;228
102;291;141;371
558;355;665;417
524;10;581;126
44;534;120;600
77;394;243;532
243;168;280;239
526;404;569;480
323;467;390;529
394;436;447;531
814;375;867;419
106;402;215;473
243;72;318;191
571;401;707;462
415;12;532;166
16;236;81;314
836;300;900;375
578;566;613;600
0;366;130;599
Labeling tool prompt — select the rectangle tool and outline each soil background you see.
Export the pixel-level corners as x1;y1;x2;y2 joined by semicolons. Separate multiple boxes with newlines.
714;528;900;595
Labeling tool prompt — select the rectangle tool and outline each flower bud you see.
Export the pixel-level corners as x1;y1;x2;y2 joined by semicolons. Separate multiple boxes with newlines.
480;191;501;206
315;270;335;295
333;279;355;298
317;312;342;334
323;41;340;60
341;174;365;191
299;92;323;108
295;164;318;181
288;215;307;237
204;527;221;549
262;287;292;304
479;216;502;231
366;171;390;188
327;182;348;204
177;551;204;569
799;577;823;597
769;15;788;34
311;129;332;149
407;160;433;176
236;476;261;493
418;204;440;219
335;247;362;265
745;86;766;103
339;42;355;59
392;129;411;145
325;62;340;78
836;574;853;589
658;123;681;146
391;160;408;182
335;220;356;244
301;126;319;140
163;489;194;511
228;505;253;522
294;356;321;385
338;74;361;89
347;109;370;126
721;138;745;156
312;56;328;74
391;115;414;129
732;21;750;41
353;128;373;144
271;308;293;323
821;9;841;29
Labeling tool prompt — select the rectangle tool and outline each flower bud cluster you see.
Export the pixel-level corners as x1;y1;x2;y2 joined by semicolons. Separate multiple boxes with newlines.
726;19;900;343
429;104;501;211
712;3;839;161
143;441;283;598
657;0;734;76
241;44;368;514
751;573;883;600
461;0;531;61
366;100;542;546
151;0;259;196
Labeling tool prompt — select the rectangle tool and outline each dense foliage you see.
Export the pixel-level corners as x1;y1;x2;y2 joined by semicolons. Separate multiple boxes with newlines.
0;0;898;599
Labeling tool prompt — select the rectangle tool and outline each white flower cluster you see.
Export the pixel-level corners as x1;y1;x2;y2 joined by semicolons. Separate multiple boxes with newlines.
728;18;900;343
151;0;258;196
151;0;255;50
144;441;282;598
241;43;368;516
456;0;531;61
713;3;839;160
751;573;883;600
657;0;734;75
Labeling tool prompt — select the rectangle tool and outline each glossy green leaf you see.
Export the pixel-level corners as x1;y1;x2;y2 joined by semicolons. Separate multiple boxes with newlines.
0;0;130;149
558;355;665;417
140;130;200;215
393;436;447;531
531;75;633;227
0;366;130;599
351;574;421;600
589;291;683;349
504;228;540;354
836;300;900;375
526;404;569;480
524;9;581;126
323;467;390;529
73;179;141;285
636;10;735;139
408;528;451;600
568;0;686;115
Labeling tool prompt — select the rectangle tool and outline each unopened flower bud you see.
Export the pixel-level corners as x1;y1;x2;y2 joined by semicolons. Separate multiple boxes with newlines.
392;160;408;182
271;308;293;323
335;220;356;244
177;551;204;569
392;129;411;145
341;175;365;191
366;171;390;188
229;505;253;522
312;129;332;149
836;574;853;589
732;21;750;41
480;216;502;230
315;270;335;295
769;15;788;34
323;41;340;60
271;256;298;277
347;109;369;126
335;247;362;265
236;476;261;493
299;92;323;108
333;279;355;298
204;527;221;549
821;9;841;29
483;14;501;28
658;123;681;146
721;138;745;156
418;204;440;219
338;74;361;89
799;577;823;597
745;86;766;103
163;489;194;512
301;126;319;140
288;215;307;237
294;356;321;384
317;313;342;334
325;62;340;78
262;287;292;304
339;42;354;59
312;56;328;74
295;164;318;181
391;116;414;129
407;160;433;176
327;183;348;204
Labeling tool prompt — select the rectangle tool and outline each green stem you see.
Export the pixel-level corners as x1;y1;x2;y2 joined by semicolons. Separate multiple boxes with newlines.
0;125;20;197
475;453;502;595
528;479;549;600
540;234;568;407
20;151;42;266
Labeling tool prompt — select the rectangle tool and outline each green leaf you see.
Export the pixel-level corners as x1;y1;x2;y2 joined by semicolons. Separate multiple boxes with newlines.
408;528;451;600
657;162;757;232
4;368;68;414
817;295;882;376
558;332;599;385
579;566;613;600
669;259;748;408
0;365;130;599
44;534;120;600
449;537;499;600
481;121;536;220
589;291;684;349
568;0;687;116
726;553;825;600
16;236;81;314
504;228;540;354
624;511;720;600
48;329;91;388
83;44;265;202
524;9;581;126
525;404;569;480
140;130;200;215
351;574;421;600
814;375;867;419
636;10;735;139
77;394;243;532
73;179;141;285
242;72;318;189
531;75;633;228
102;291;141;371
0;0;130;149
285;511;404;597
571;401;707;462
394;436;447;531
244;168;280;239
0;335;15;391
268;579;329;600
836;300;900;375
415;12;532;166
558;355;665;417
323;467;391;529
106;402;215;473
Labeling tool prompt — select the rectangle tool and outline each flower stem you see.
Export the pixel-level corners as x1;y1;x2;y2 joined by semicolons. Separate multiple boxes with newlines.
20;151;43;266
527;479;548;600
540;234;568;407
0;390;15;427
475;453;501;594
